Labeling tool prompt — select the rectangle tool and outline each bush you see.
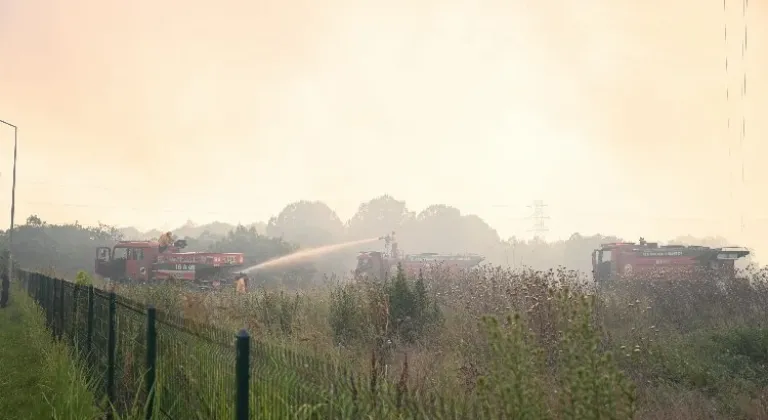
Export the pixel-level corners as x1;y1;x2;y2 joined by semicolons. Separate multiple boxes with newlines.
475;291;636;420
329;265;442;347
74;270;92;286
329;282;369;345
388;265;441;343
477;314;547;419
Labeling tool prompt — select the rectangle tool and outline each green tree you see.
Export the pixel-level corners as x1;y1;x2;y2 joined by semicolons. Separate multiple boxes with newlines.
266;200;345;247
388;264;416;342
0;216;122;278
346;195;413;240
386;264;441;343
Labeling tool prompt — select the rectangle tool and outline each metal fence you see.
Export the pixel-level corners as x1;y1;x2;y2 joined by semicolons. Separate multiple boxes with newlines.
17;270;466;420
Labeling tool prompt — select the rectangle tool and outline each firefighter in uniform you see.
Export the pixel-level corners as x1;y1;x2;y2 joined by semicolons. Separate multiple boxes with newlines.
235;273;249;294
158;231;174;253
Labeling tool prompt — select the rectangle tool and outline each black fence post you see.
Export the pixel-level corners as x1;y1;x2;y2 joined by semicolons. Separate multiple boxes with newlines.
106;291;117;418
38;275;43;307
145;306;157;420
45;277;52;330
33;273;39;303
86;285;94;357
57;279;65;340
50;277;55;329
72;284;80;344
32;273;37;302
52;278;59;339
54;278;60;338
235;329;250;420
40;277;45;315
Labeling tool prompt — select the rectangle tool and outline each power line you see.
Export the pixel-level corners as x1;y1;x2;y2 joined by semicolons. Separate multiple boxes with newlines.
725;0;733;202
5;197;768;227
0;198;247;217
740;0;748;233
724;0;749;233
8;179;213;196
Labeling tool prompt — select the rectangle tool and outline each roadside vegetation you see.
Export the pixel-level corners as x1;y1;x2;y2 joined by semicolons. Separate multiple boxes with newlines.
114;264;768;419
0;283;99;420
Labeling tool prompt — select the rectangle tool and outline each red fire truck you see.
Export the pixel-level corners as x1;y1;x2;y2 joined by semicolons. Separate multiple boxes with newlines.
95;239;244;289
592;237;750;283
355;232;484;280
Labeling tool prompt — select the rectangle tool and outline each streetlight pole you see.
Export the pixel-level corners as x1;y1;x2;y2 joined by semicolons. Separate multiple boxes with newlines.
0;119;17;283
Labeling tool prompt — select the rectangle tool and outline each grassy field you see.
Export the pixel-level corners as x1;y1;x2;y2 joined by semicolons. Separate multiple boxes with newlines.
0;284;100;420
15;263;768;418
109;264;768;419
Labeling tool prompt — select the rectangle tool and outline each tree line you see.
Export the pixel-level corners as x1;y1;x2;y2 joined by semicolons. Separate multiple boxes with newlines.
0;194;744;282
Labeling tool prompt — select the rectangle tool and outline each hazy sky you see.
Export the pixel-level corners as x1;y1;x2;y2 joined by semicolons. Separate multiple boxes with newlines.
0;0;766;254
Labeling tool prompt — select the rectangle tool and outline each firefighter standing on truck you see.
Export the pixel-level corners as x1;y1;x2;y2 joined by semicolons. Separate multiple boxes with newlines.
158;231;174;253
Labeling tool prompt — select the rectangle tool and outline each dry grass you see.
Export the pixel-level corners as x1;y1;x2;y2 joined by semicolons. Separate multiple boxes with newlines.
112;264;768;419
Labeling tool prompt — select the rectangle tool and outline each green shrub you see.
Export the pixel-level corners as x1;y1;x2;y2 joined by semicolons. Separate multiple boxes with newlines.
556;294;636;420
329;265;442;346
329;282;369;345
258;289;301;335
74;270;93;286
387;265;441;343
477;314;547;420
475;292;636;420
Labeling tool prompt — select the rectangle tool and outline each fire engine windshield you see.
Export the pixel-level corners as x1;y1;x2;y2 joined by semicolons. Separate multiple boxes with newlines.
113;247;128;259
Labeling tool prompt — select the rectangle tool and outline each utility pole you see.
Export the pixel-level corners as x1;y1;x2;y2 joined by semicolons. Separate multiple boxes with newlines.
0;119;17;286
527;200;549;239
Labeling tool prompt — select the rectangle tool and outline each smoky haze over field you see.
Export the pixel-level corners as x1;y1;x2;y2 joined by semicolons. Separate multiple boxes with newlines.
0;0;767;260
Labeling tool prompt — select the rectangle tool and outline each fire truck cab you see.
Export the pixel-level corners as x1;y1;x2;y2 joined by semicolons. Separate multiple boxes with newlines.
95;238;244;288
96;240;173;282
